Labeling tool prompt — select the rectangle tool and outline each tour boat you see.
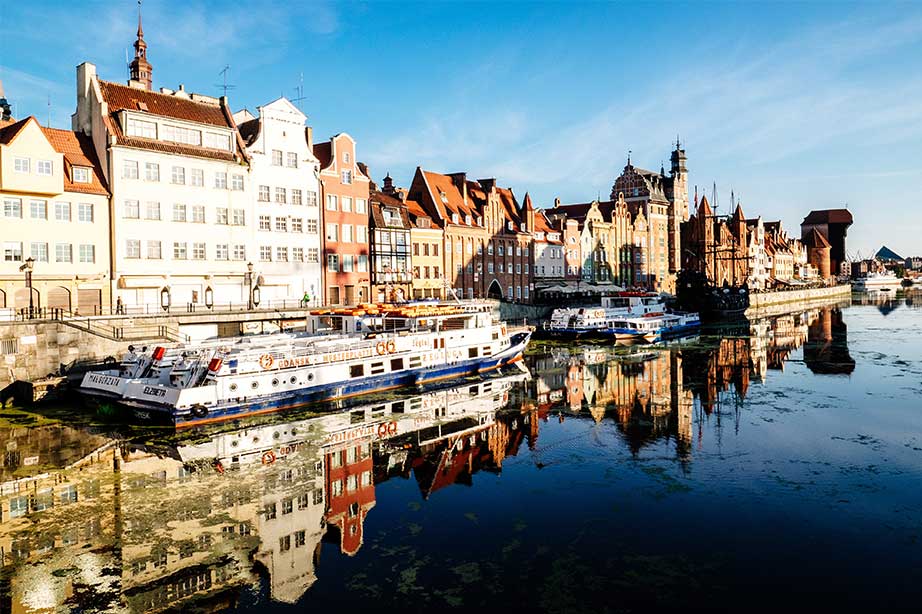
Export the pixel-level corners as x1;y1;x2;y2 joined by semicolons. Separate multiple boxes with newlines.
852;272;901;292
543;292;666;338
78;303;531;427
600;311;701;343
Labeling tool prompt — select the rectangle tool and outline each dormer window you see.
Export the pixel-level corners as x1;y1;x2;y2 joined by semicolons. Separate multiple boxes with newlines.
72;167;91;183
475;216;482;226
507;221;515;231
451;213;459;224
440;191;449;205
417;217;431;229
465;214;472;225
126;118;156;139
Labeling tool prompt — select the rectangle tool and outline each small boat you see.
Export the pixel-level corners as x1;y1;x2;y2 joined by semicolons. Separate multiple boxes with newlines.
542;292;665;338
853;272;901;292
600;311;701;343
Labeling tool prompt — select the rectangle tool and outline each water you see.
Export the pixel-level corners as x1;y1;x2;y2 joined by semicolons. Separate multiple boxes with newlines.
1;297;921;612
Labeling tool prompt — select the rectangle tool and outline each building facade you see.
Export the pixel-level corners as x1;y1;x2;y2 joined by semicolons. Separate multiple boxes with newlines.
234;98;323;306
368;188;412;302
404;195;444;300
314;134;371;305
532;210;564;282
0;116;110;314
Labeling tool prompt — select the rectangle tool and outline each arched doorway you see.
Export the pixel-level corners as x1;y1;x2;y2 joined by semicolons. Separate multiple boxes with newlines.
48;286;72;311
487;279;503;300
13;287;39;310
77;288;102;315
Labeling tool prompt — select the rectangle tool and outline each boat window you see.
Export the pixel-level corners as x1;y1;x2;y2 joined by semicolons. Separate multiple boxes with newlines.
492;332;499;340
251;381;259;389
370;362;385;375
482;346;492;357
392;400;405;413
469;347;479;358
350;410;365;424
390;358;404;371
350;364;364;378
408;356;422;368
469;385;479;396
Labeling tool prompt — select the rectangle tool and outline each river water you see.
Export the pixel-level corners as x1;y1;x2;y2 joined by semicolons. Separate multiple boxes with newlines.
0;296;920;612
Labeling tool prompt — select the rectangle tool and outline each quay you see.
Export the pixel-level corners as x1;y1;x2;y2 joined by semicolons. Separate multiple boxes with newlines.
746;283;852;317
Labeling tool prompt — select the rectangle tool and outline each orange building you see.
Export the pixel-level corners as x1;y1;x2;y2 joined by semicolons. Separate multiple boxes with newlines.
314;134;371;305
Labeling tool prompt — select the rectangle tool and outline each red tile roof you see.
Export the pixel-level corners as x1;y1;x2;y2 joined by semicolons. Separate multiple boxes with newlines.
0;116;31;145
405;198;441;229
40;127;108;196
533;211;562;243
313;141;332;169
422;170;481;224
801;209;853;225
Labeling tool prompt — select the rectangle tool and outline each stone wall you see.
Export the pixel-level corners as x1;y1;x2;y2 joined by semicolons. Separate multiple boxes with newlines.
747;284;852;316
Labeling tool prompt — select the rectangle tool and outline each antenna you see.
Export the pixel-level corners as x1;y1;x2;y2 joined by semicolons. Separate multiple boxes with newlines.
292;72;307;109
47;94;51;126
215;65;236;97
712;181;719;214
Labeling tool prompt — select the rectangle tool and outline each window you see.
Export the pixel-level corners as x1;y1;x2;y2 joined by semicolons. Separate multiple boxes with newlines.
162;124;201;146
79;244;95;263
327;254;339;271
265;502;277;520
192;242;206;260
190;168;204;186
275;187;286;203
216;244;229;260
342;169;352;184
145;201;161;220
331;480;343;496
37;160;53;176
233;244;246;260
214;172;227;189
78;203;94;223
259;215;271;231
342;224;353;243
192;205;205;223
232;174;244;191
173;242;187;260
517;286;522;299
30;200;47;219
275;217;288;232
279;535;291;552
9;496;28;517
172;203;187;222
55;243;73;263
342;254;354;272
508;286;513;299
258;185;270;202
124;199;140;219
306;190;318;206
232;209;246;226
286;152;298;168
13;157;30;173
326;195;337;210
272;149;283;166
204;132;231;151
343;151;351;163
291;189;302;205
276;246;288;262
307;219;318;234
31;242;48;262
148;240;162;259
326;223;338;242
171;166;185;184
342;196;352;212
291;218;303;232
292;247;304;261
356;225;367;243
126;117;156;138
488;262;494;273
357;254;368;272
260;245;272;261
3;242;23;262
122;160;138;179
72;167;91;183
295;530;306;547
307;248;319;263
356;198;367;214
216;208;229;225
4;198;22;218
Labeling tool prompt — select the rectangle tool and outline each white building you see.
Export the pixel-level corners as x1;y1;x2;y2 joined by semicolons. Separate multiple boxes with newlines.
532;210;564;281
234;98;323;306
746;217;770;290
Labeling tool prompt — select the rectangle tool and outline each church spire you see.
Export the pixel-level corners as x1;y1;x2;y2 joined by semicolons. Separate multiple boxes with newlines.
129;0;153;90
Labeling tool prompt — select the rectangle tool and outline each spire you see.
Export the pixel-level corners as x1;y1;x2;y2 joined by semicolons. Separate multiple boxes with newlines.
129;0;153;90
0;80;10;121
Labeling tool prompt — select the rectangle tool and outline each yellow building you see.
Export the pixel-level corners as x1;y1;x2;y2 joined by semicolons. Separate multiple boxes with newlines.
406;197;445;299
0;116;110;315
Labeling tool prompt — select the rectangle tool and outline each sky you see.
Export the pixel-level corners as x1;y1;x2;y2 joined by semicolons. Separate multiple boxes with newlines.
2;0;920;258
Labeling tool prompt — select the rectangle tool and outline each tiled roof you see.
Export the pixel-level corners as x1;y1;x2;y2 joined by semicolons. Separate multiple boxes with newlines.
369;190;412;229
99;80;228;126
422;170;481;224
802;209;853;225
0;116;30;145
237;117;260;147
533;211;562;244
41;127;108;196
313;141;332;169
405;198;441;229
552;200;630;223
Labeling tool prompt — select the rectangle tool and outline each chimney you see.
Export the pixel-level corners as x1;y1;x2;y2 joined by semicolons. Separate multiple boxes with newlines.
448;172;468;206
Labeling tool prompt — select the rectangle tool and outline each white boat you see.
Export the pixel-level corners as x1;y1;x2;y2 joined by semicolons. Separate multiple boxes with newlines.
78;303;532;427
544;292;666;337
853;272;901;292
600;311;701;343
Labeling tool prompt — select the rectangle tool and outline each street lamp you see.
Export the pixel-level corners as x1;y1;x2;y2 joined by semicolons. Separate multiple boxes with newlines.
19;257;35;318
245;262;254;310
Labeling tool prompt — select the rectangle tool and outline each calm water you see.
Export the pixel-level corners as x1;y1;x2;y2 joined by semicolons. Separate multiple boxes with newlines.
1;296;921;612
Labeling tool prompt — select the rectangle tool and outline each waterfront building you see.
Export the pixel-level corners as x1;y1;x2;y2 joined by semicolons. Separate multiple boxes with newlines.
234;98;323;306
72;18;252;311
800;208;853;278
745;217;770;290
406;168;534;302
368;186;413;302
803;228;832;280
0;115;110;314
680;197;749;287
905;256;922;271
314;134;371;305
532;210;565;282
403;190;445;300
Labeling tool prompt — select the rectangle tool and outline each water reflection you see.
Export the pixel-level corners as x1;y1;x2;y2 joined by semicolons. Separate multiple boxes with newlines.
0;305;858;612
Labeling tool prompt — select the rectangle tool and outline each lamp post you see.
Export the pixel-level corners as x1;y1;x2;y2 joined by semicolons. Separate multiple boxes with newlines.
245;262;254;310
20;257;35;318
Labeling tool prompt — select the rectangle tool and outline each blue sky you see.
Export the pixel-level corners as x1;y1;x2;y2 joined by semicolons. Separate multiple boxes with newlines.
2;0;920;257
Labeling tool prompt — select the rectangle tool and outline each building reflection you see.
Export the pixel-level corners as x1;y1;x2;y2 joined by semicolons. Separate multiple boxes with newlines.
0;306;855;610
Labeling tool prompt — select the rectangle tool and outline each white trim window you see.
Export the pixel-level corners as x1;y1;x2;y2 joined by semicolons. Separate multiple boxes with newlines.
327;254;339;271
37;160;53;176
78;203;94;223
214;172;227;189
122;160;139;179
341;169;352;184
171;166;185;185
233;244;246;260
259;215;271;231
276;246;288;262
272;150;283;166
286;152;298;168
216;208;229;225
79;244;95;263
341;196;352;212
326;195;337;211
190;168;204;187
124;199;140;219
291;189;302;205
356;225;367;243
126;118;156;138
275;217;287;232
342;254;354;272
162;124;201;146
148;240;162;259
307;248;319;263
357;254;368;272
192;242;206;260
72;167;91;183
307;219;318;233
275;187;286;204
306;190;318;206
3;242;23;262
291;218;303;233
293;247;304;262
258;185;270;202
173;242;188;260
325;223;338;242
341;224;353;243
260;245;272;261
3;198;21;218
191;205;205;223
172;203;187;222
215;244;229;260
232;209;246;226
30;200;47;219
55;243;73;263
31;242;48;262
14;157;30;173
231;174;244;191
145;162;160;181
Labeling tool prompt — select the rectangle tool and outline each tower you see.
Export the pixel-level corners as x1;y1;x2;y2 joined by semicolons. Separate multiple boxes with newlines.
670;138;688;222
128;1;153;90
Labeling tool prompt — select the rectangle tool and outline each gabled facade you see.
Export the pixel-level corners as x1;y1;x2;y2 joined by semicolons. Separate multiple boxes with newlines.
0;116;110;313
532;209;564;281
314;133;371;305
368;187;412;302
234;98;323;305
402;187;444;300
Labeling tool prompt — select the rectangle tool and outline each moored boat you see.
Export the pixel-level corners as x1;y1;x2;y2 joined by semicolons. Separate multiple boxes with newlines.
542;292;666;338
600;311;701;343
852;272;901;292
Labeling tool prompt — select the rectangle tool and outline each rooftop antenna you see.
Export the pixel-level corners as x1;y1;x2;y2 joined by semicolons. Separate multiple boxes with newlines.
292;72;307;109
46;94;51;126
215;65;236;98
712;181;719;214
627;149;632;165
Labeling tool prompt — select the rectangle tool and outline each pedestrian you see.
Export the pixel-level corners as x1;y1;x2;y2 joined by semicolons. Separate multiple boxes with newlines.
116;296;124;315
301;291;310;308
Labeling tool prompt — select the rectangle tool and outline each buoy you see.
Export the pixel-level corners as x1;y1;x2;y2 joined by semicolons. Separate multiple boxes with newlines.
261;451;276;465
